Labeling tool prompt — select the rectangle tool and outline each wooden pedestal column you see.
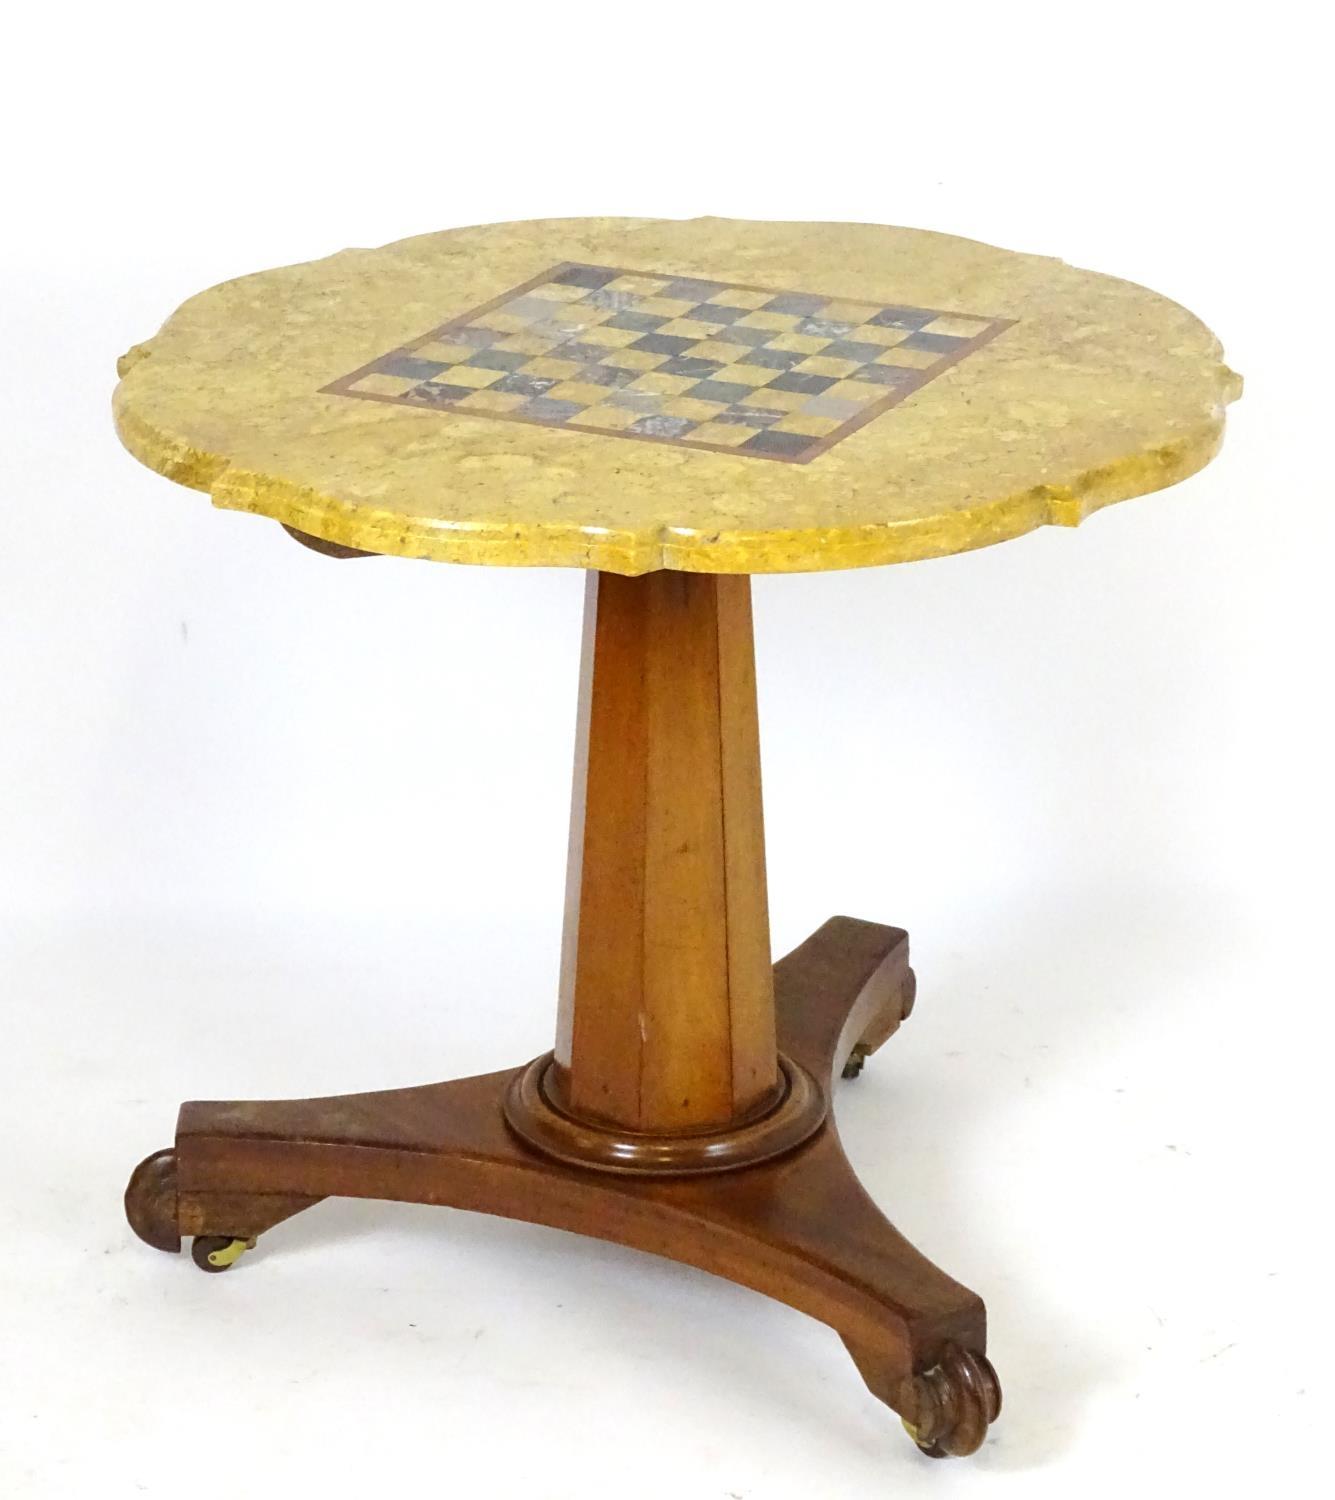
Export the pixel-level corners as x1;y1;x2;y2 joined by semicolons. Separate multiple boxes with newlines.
504;572;824;1172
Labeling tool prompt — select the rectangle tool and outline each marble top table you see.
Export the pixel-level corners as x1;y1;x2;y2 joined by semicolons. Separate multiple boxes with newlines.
118;217;1238;1461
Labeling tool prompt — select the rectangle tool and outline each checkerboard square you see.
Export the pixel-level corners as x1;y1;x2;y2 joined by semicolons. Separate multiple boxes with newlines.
710;323;771;347
573;362;640;388
402;381;474;405
630;333;698;357
795;317;857;340
656;277;729;302
869;305;937;330
739;429;813;458
454;387;529;414
685;302;750;325
491;372;560;398
555;341;617;365
348;373;418;398
722;363;781;387
685;421;756;446
324;261;1011;463
654;318;730;341
847;363;918;388
430;363;504;389
797;392;870;421
714;405;786;427
583;288;643;312
901;330;969;354
605;388;665;415
604;310;670;334
686;379;759;405
628;413;696;439
766;371;838;396
743;346;805;371
553;265;620;289
379;355;448;381
599;347;668;372
467;348;531;373
452;326;507;348
822;339;885;364
519;395;584;422
761;292;828;317
657;354;725;380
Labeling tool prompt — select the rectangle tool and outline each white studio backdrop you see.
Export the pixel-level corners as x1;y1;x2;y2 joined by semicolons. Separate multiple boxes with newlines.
2;3;1330;1498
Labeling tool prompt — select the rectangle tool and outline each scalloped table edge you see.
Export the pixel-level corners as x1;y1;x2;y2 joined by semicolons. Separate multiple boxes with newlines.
113;352;1241;577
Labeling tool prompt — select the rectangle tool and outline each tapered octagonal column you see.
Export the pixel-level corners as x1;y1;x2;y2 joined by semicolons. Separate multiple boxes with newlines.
551;570;779;1134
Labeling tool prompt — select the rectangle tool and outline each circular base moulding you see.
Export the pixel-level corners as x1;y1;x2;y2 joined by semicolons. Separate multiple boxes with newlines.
503;1052;827;1176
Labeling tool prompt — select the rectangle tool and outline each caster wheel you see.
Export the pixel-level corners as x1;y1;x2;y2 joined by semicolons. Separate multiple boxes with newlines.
841;1043;871;1080
191;1236;255;1273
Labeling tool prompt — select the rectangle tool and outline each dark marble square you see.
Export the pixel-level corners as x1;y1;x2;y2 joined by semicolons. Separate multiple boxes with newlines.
685;302;750;325
868;305;937;330
491;372;559;398
379;355;448;381
900;330;968;354
656;276;728;302
630;332;697;357
575;362;640;388
604;309;669;333
627;413;696;439
656;354;725;379
451;325;507;348
552;340;615;364
685;379;758;405
553;265;620;289
402;381;474;405
847;363;918;387
710;323;771;347
795;316;856;340
766;370;838;395
466;348;531;373
713;405;785;428
531;316;594;341
761;292;828;317
740;345;805;371
822;339;886;364
520;395;585;422
582;288;643;312
739;429;814;457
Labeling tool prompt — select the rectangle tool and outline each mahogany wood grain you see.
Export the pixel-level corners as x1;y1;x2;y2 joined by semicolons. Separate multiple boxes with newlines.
553;572;777;1133
125;918;998;1453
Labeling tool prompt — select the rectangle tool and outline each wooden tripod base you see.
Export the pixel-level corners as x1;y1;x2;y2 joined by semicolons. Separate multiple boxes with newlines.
125;568;1000;1458
126;916;999;1458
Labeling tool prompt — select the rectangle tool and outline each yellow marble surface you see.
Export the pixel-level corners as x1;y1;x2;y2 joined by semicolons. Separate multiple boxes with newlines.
113;218;1240;575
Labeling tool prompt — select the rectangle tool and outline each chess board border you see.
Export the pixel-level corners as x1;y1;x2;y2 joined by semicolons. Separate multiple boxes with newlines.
321;262;1016;465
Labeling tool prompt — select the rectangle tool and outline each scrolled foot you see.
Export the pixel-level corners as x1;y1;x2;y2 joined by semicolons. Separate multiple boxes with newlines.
124;1149;181;1253
897;1343;1001;1458
191;1235;257;1273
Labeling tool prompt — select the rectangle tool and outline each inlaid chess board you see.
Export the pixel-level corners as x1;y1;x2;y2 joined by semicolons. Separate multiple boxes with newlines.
323;263;1014;464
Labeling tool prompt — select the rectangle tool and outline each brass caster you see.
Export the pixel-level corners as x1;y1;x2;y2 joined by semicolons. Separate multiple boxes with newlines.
191;1236;256;1273
841;1043;871;1080
898;1343;1002;1458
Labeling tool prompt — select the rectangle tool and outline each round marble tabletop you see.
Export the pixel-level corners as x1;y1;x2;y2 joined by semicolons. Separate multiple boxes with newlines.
113;217;1240;575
